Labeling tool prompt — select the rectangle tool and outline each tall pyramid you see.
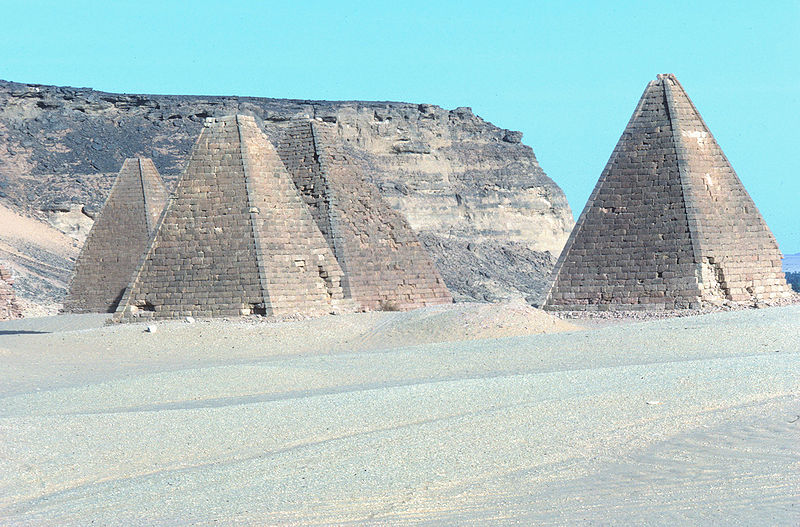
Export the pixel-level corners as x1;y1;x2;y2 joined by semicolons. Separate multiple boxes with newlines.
115;115;344;320
544;74;791;311
63;158;168;313
275;120;452;310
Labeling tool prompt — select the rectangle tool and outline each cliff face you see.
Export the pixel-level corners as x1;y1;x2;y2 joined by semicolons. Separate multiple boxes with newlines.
0;79;573;308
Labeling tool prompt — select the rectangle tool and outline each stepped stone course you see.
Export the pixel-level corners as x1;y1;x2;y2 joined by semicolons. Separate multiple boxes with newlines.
544;74;791;311
63;158;167;313
115;115;344;320
275;120;452;310
0;263;23;320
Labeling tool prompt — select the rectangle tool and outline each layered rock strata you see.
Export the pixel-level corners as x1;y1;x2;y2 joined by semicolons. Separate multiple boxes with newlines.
275;120;452;310
544;74;791;311
0;79;573;305
63;158;167;313
116;115;344;320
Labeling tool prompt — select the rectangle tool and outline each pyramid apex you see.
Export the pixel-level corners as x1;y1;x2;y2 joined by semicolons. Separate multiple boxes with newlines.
121;156;152;167
202;114;257;128
656;73;678;82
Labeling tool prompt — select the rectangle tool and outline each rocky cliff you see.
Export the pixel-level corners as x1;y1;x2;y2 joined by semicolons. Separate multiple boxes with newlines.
0;79;573;310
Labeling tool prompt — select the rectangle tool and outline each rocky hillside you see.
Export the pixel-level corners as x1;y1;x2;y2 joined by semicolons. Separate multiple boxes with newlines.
0;202;78;315
0;79;573;310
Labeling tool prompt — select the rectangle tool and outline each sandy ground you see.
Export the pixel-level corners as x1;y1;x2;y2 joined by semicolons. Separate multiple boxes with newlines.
0;303;798;525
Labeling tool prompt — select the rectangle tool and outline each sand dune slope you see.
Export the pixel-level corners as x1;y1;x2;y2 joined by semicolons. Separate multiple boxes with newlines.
0;306;798;525
0;203;78;315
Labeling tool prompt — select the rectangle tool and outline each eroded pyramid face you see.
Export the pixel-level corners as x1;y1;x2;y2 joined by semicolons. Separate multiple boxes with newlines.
544;74;791;311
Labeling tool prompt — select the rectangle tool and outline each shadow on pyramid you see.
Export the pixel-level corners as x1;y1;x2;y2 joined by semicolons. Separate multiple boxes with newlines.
275;120;452;311
115;115;345;320
63;158;168;313
544;74;792;311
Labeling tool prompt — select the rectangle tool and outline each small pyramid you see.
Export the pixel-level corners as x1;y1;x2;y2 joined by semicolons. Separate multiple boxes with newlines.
544;74;791;311
63;158;168;313
275;120;452;310
115;115;344;320
0;263;23;320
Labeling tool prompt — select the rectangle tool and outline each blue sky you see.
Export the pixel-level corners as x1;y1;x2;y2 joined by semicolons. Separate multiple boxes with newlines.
2;0;798;253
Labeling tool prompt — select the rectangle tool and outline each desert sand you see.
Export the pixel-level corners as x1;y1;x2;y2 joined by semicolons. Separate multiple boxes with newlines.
0;303;798;525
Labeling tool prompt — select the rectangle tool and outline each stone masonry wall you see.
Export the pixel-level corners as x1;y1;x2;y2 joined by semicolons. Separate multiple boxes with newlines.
273;121;336;255
664;76;791;302
240;118;345;316
276;120;451;310
63;158;167;313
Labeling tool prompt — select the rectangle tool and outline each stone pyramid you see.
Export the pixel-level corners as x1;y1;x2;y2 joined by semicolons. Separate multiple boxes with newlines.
544;74;791;311
275;120;452;310
0;263;23;320
116;115;344;320
63;158;168;313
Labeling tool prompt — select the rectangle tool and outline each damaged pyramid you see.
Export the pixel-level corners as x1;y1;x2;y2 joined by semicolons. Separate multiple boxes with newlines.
63;158;168;313
275;120;452;310
115;115;344;320
544;74;791;311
